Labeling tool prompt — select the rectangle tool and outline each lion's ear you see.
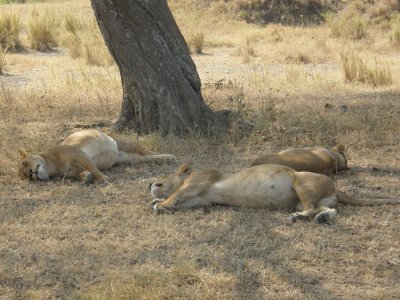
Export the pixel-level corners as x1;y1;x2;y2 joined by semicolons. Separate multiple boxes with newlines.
176;163;192;175
19;149;29;159
333;144;345;153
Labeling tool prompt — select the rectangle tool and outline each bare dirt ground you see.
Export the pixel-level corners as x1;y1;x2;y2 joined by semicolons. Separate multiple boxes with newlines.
1;1;400;299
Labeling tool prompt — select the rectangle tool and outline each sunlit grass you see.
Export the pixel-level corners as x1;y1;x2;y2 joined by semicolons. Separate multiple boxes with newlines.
0;12;22;51
341;53;392;86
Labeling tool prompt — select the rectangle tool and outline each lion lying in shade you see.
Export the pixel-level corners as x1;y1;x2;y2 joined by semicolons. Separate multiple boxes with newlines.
149;164;399;224
18;129;176;183
249;145;348;174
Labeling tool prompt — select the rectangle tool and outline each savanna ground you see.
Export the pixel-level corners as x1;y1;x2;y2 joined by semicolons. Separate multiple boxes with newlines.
0;0;400;299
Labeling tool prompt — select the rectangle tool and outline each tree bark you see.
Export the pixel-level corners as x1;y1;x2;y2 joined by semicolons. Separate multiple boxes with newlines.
90;0;228;135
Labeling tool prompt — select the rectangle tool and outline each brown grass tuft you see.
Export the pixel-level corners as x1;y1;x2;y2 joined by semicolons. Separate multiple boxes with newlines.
328;14;367;40
61;18;113;66
64;13;81;34
28;10;58;51
340;52;392;86
189;31;205;54
390;24;400;46
63;32;82;58
237;36;256;63
0;46;6;73
0;12;22;51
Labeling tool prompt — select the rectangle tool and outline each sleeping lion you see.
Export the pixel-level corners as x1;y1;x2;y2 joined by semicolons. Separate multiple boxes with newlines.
18;129;176;183
250;145;348;174
149;164;399;223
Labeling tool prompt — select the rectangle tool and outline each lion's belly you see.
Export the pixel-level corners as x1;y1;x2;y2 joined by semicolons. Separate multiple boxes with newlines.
62;130;119;170
210;165;298;209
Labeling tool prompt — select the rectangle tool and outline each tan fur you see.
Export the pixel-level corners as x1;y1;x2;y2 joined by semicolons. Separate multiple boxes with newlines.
18;129;176;183
149;164;400;223
250;145;348;174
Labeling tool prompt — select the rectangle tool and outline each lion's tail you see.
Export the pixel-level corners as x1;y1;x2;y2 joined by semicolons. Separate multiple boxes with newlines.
336;190;400;206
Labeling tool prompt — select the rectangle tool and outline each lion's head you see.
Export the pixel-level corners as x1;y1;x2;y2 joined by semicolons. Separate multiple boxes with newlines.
150;163;192;199
18;149;49;181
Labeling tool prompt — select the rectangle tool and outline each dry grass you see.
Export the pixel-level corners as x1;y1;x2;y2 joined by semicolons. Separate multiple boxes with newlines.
1;0;400;299
341;52;392;86
28;10;58;51
328;14;368;40
390;24;400;46
0;12;22;51
188;31;205;54
62;18;114;66
63;12;81;34
0;45;6;72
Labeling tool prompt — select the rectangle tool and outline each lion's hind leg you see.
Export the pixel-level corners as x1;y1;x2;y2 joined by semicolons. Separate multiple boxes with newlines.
291;173;338;223
116;151;145;165
114;139;176;164
74;153;108;183
115;138;171;156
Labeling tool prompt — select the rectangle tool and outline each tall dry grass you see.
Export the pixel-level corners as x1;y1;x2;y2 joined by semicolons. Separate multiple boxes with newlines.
390;24;400;46
64;12;81;34
0;12;22;51
340;52;392;86
62;17;114;66
327;14;367;40
28;10;58;51
0;46;6;73
188;31;205;54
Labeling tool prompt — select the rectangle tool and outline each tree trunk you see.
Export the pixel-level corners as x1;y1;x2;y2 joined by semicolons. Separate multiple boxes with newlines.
90;0;229;135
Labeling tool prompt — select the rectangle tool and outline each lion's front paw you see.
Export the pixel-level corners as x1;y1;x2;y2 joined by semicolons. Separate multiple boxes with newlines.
150;200;174;213
148;198;163;207
153;202;165;213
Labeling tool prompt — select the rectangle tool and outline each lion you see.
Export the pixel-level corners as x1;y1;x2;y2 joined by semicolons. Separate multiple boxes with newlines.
149;164;399;223
249;145;348;174
18;129;176;183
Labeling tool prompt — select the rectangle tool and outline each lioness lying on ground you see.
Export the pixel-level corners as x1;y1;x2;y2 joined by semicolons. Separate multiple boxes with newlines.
250;145;348;174
18;129;176;183
149;164;398;223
